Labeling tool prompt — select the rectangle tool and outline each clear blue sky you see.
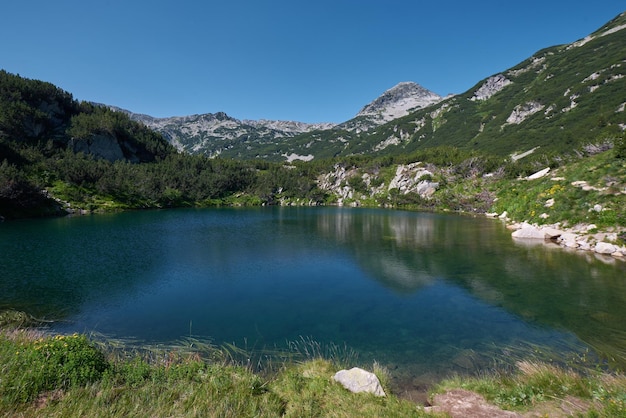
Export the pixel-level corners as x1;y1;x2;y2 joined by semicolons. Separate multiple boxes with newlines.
2;1;624;123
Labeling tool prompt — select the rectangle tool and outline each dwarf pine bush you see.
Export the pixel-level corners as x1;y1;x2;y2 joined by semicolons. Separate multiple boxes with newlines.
0;332;108;406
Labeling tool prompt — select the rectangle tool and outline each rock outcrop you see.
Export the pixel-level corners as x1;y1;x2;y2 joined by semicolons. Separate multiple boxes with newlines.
317;162;439;206
512;224;564;240
388;163;438;198
470;74;512;101
526;167;550;180
505;101;545;125
70;134;126;162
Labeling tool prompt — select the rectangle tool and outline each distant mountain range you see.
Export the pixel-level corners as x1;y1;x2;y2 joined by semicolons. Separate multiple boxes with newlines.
113;11;625;161
104;107;335;159
108;80;443;160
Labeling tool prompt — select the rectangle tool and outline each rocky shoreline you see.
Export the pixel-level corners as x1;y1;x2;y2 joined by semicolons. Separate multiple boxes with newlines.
486;211;626;260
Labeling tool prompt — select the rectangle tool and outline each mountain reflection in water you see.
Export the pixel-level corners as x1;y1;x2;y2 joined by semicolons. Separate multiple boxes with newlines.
1;207;625;378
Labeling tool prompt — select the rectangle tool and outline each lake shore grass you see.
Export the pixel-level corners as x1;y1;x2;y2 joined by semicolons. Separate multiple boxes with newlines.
0;321;433;417
1;311;625;417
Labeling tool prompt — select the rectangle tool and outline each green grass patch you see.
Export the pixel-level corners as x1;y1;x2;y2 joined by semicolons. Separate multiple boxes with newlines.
490;150;626;228
0;331;108;408
3;308;626;417
0;321;432;417
435;360;626;416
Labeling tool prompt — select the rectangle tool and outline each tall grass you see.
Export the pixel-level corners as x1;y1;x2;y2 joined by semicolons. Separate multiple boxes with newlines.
286;335;360;368
436;360;626;416
3;309;625;417
0;320;433;417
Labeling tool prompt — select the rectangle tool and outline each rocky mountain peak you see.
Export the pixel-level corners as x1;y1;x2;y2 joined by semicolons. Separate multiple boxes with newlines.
356;82;443;122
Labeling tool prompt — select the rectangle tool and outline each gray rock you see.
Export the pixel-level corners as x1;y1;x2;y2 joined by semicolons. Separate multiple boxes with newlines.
511;226;545;239
70;133;125;162
541;227;563;240
507;101;545;125
526;167;550;180
559;232;579;248
356;82;443;124
416;180;439;198
595;242;618;255
385;164;438;198
470;74;512;101
333;367;386;397
513;225;565;241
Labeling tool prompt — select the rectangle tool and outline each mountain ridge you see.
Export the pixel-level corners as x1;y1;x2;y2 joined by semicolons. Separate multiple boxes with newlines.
104;105;337;157
275;11;626;161
115;11;625;162
111;81;442;158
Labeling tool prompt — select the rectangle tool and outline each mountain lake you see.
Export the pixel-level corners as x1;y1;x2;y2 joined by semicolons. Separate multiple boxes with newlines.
1;207;625;390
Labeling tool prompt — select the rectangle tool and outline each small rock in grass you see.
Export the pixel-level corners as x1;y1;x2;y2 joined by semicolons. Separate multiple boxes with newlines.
333;367;386;397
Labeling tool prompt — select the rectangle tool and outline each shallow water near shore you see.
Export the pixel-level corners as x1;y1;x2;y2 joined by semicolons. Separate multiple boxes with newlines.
2;207;625;388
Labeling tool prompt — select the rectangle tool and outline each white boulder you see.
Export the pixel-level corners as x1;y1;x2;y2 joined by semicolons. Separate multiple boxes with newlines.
559;232;580;248
511;223;558;240
333;367;386;397
512;226;545;239
595;242;618;255
526;167;550;180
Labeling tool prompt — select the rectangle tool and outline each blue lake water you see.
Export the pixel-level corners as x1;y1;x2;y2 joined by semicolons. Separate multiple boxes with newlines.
2;207;625;386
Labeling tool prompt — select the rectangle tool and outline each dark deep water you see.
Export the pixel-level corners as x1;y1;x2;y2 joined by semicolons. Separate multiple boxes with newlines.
2;207;625;386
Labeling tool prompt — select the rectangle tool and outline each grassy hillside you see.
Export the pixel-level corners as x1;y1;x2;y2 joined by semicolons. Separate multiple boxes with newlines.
0;70;174;161
0;71;329;218
214;12;626;162
359;11;626;158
